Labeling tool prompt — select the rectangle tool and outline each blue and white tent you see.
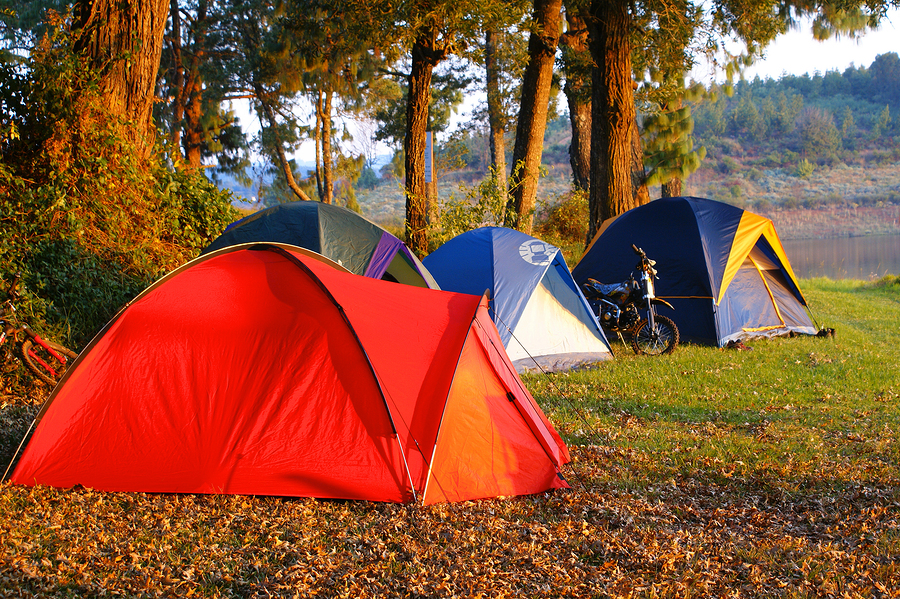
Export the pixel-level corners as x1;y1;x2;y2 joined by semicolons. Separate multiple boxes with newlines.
424;227;613;373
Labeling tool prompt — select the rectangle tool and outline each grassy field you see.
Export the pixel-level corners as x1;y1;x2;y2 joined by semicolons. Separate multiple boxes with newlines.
1;277;898;597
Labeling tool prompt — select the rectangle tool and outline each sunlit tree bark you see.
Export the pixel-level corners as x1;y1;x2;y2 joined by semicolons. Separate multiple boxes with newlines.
73;0;169;161
505;0;563;234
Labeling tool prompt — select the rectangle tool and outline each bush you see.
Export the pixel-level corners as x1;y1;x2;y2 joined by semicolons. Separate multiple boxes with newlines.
795;158;815;178
754;197;772;212
718;156;740;174
434;168;508;248
357;166;379;190
0;17;238;362
870;274;899;288
533;190;589;264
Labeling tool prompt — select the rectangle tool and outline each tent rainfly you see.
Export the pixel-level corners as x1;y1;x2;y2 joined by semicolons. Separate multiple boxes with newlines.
203;201;439;289
423;227;613;373
9;244;569;504
572;196;817;346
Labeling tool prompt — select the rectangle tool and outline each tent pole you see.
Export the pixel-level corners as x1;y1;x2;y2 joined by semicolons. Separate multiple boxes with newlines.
256;244;419;502
750;256;787;328
470;315;574;476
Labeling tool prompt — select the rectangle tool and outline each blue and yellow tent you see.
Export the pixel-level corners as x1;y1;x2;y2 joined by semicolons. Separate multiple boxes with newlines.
572;197;816;346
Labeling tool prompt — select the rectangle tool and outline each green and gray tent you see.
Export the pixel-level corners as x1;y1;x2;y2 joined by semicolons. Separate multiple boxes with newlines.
203;202;439;289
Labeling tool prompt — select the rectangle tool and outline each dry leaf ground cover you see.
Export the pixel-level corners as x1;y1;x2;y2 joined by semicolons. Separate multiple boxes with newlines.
1;278;899;598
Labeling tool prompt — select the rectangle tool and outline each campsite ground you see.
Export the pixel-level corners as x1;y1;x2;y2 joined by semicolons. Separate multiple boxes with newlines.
1;278;898;597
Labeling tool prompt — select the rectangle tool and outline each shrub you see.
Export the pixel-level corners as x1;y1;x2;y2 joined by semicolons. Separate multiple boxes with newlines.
0;16;238;359
718;156;740;174
533;190;589;264
754;197;772;212
434;167;508;248
795;158;815;178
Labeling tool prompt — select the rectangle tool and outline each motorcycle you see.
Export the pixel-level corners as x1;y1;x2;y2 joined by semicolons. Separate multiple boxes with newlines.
581;245;680;355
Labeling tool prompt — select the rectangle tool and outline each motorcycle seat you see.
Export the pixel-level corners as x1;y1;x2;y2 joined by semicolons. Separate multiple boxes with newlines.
587;279;629;296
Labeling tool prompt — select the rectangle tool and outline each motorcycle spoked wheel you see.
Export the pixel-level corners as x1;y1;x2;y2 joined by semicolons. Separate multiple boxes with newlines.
630;315;679;356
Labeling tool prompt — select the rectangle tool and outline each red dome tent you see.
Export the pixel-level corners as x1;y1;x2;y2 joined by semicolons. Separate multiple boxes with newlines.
9;244;569;504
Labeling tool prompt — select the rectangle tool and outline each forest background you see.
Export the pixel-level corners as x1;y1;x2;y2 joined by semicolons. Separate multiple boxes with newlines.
2;0;900;355
320;57;900;246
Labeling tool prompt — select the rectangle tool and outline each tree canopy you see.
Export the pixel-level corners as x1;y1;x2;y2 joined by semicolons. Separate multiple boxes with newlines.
2;0;900;269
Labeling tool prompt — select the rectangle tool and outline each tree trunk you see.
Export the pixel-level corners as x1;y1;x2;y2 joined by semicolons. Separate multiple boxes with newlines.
168;0;184;159
567;89;592;194
255;83;313;202
182;71;204;169
585;0;636;243
485;30;508;200
315;90;324;200
181;0;208;170
73;0;170;161
561;10;591;193
505;0;563;234
404;32;444;256
661;179;682;197
322;88;334;204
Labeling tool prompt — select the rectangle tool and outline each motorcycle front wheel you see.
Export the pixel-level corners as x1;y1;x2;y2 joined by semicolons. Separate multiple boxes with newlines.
631;315;679;356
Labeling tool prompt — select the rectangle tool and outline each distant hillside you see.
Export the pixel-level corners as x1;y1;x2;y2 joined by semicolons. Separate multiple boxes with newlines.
221;54;900;240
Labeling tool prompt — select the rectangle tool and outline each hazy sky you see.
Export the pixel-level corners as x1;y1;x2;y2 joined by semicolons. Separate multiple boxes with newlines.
705;9;900;82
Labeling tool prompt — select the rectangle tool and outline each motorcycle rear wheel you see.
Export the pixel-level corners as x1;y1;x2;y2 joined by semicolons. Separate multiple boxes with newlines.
631;315;679;356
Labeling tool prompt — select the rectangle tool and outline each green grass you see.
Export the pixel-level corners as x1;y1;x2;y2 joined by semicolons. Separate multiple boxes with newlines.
526;277;900;496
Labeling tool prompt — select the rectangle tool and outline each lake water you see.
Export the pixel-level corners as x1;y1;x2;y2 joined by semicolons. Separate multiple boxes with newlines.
781;235;900;280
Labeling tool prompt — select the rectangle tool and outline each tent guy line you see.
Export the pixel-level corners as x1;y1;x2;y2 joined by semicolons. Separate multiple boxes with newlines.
485;303;612;451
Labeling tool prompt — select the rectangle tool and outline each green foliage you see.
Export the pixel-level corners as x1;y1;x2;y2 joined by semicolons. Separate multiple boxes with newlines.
717;156;740;174
692;54;900;164
872;104;891;139
642;93;707;188
372;66;471;148
357;166;379;190
333;151;367;212
795;158;816;178
0;19;238;356
869;273;899;288
783;196;801;209
532;190;589;264
796;107;842;162
435;167;508;245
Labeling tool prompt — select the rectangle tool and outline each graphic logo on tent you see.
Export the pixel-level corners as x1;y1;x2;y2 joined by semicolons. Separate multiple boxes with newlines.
518;240;553;266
